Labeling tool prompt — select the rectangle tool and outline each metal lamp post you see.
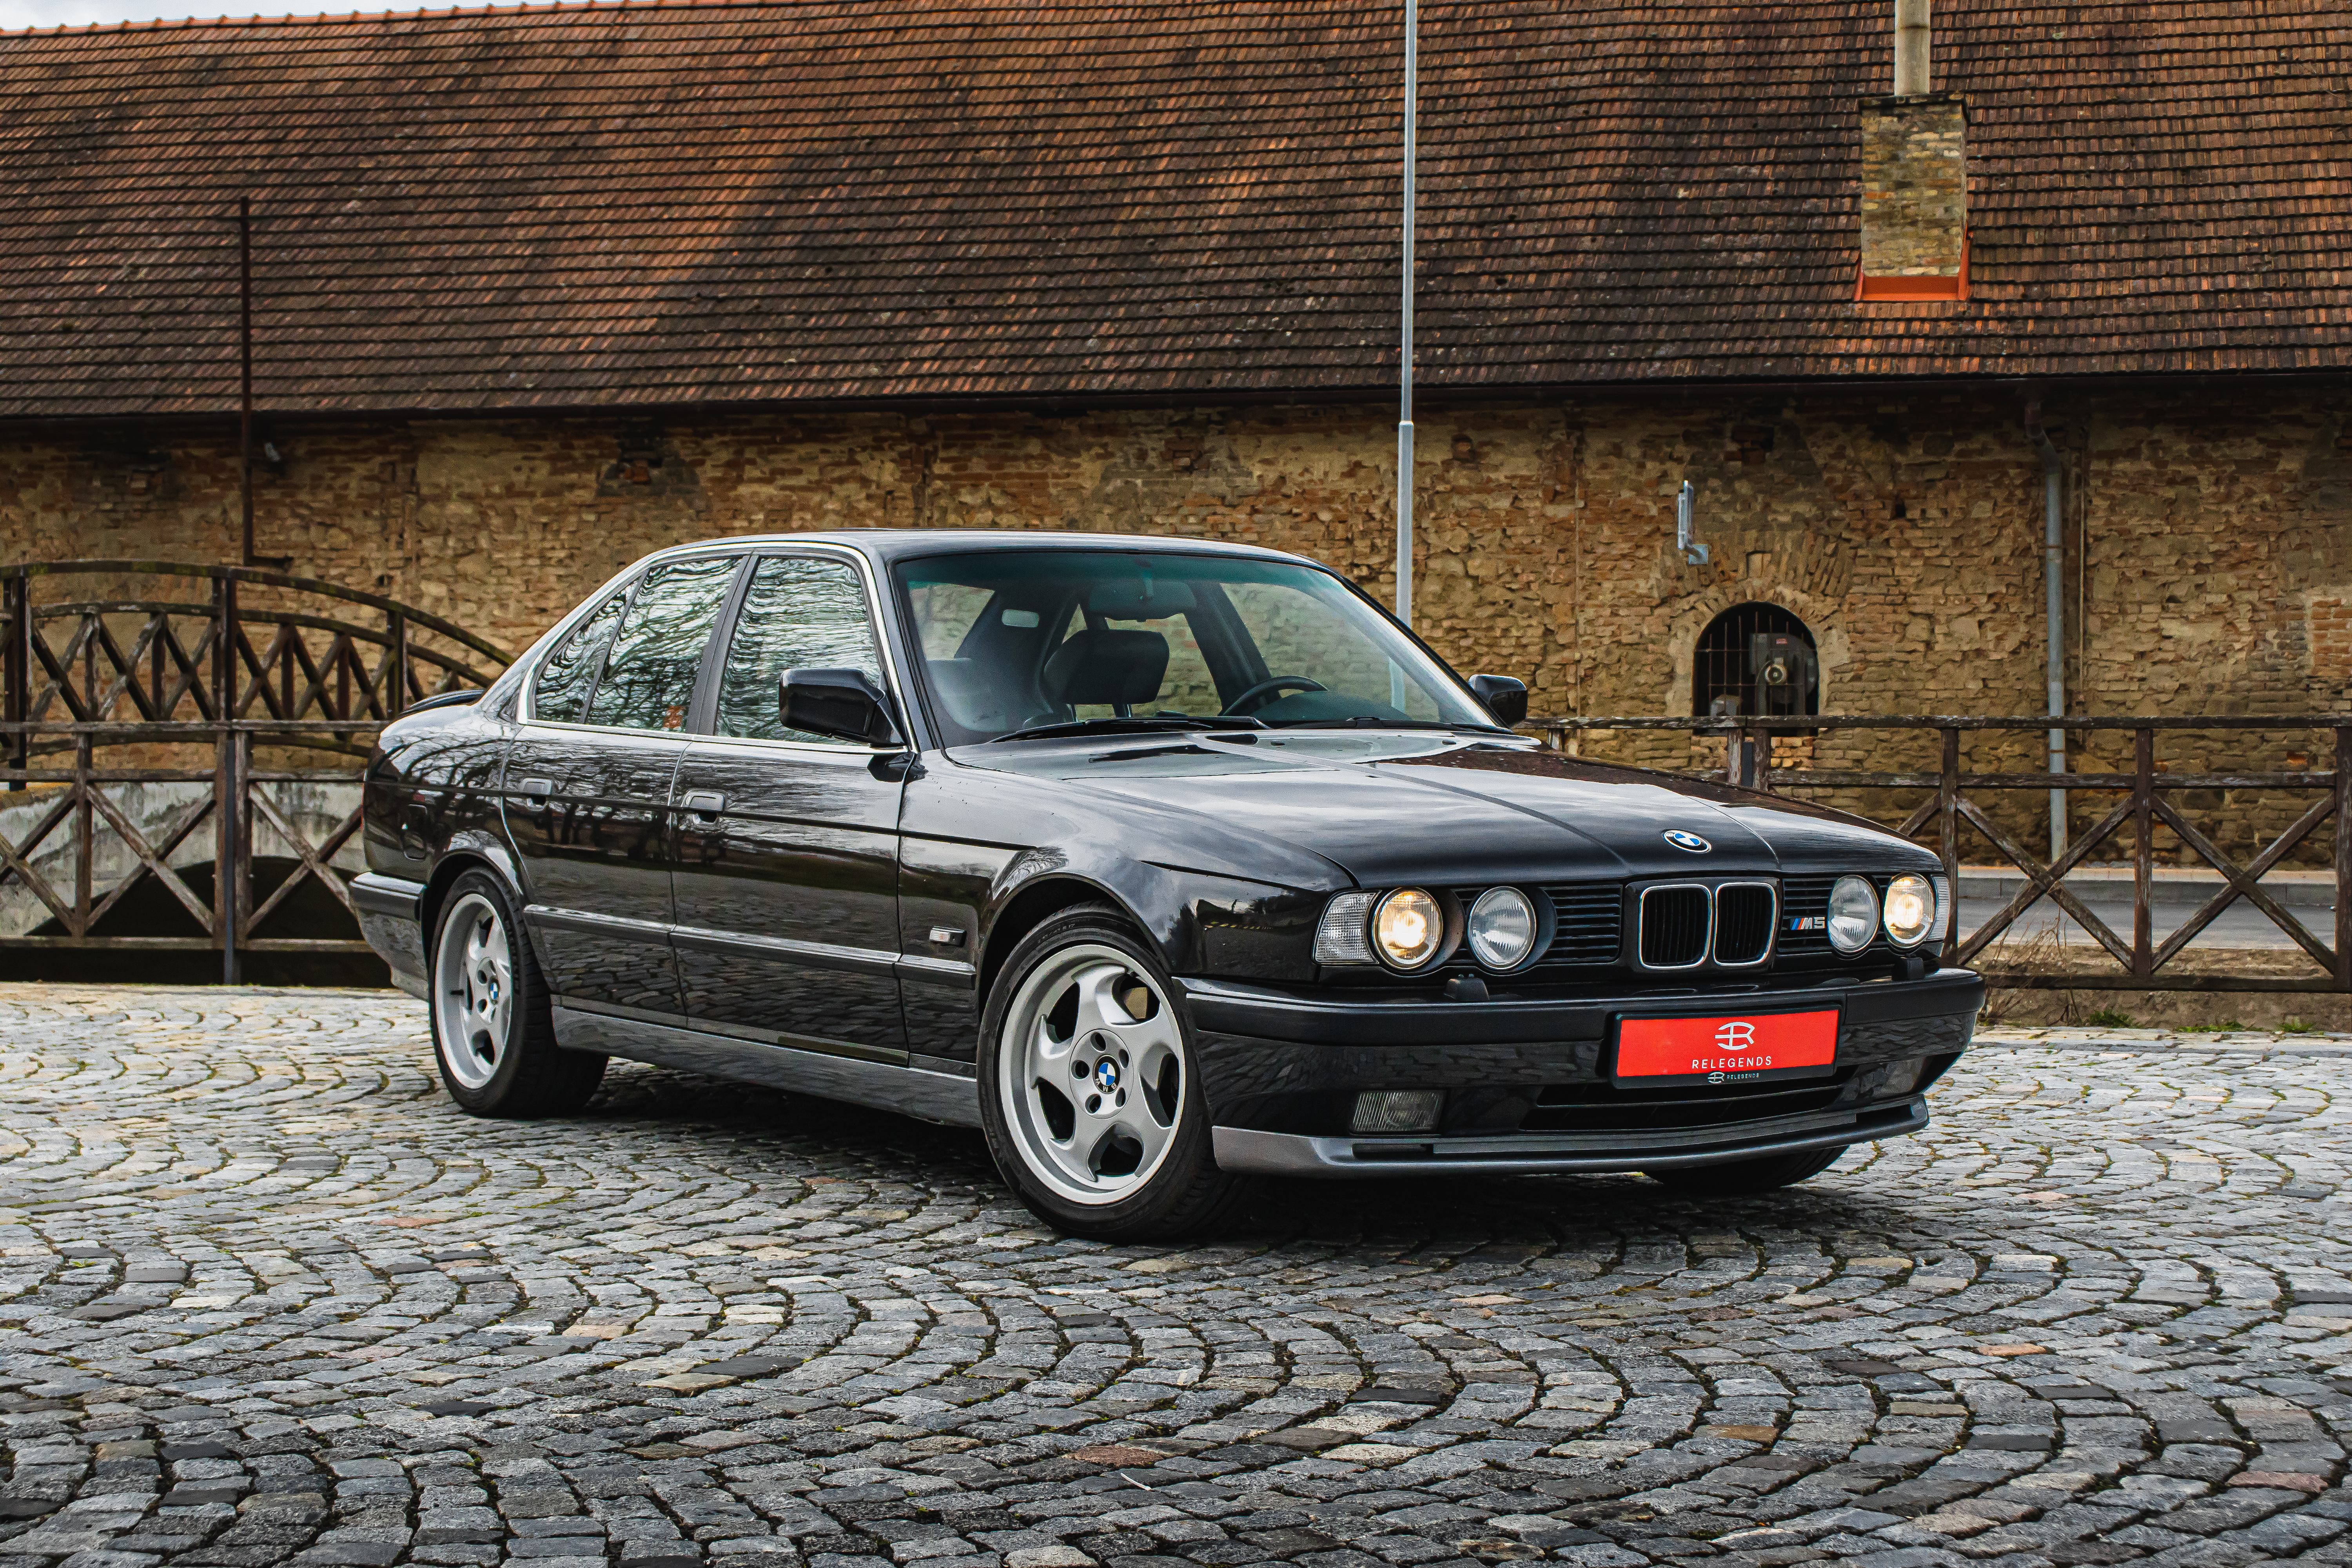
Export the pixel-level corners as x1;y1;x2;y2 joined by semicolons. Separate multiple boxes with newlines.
1395;0;1418;629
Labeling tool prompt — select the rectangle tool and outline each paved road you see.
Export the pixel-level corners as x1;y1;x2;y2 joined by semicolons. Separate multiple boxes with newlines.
4;988;2352;1568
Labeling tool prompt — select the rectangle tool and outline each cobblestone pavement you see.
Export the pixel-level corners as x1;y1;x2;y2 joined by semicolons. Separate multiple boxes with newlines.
5;987;2352;1568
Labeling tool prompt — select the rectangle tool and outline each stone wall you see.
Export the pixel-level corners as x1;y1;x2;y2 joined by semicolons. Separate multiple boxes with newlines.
1858;93;1969;284
4;384;2348;858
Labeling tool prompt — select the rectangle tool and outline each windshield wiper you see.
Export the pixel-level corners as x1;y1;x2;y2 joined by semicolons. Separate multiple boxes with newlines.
1270;717;1514;735
987;715;1266;744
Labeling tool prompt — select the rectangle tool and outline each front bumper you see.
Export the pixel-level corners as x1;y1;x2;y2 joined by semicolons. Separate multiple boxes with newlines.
1185;966;1979;1177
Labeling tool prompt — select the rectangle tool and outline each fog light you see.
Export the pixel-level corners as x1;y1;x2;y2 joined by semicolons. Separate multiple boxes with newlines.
1351;1089;1445;1134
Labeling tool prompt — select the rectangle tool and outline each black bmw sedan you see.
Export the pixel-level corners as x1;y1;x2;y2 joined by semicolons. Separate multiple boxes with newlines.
354;532;1981;1240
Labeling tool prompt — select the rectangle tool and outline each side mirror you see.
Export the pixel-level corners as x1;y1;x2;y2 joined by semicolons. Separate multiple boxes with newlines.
780;668;903;747
1468;674;1529;727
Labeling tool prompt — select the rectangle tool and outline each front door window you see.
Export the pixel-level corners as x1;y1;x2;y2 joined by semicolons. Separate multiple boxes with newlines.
715;556;883;743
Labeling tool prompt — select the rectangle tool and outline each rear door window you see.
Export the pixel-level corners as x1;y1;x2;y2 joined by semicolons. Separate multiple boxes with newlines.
584;555;744;731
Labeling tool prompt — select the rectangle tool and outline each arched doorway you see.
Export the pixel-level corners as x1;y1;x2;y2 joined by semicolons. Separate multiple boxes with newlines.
1693;603;1818;717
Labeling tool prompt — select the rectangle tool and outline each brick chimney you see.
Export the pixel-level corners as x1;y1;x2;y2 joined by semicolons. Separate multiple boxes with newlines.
1858;0;1967;300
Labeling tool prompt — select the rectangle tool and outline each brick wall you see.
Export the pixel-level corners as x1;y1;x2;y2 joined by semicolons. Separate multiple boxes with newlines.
4;384;2347;857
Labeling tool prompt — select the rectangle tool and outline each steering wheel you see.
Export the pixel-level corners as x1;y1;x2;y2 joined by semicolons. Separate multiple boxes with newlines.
1224;675;1327;716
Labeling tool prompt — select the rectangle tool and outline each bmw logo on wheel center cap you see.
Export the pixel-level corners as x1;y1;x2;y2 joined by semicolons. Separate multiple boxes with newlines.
1664;830;1712;853
1094;1058;1121;1092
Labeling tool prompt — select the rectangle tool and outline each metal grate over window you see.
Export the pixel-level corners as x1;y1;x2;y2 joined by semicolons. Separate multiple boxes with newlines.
1693;603;1818;718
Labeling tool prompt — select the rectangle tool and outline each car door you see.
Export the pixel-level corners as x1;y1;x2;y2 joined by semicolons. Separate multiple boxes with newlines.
670;550;909;1056
501;551;746;1016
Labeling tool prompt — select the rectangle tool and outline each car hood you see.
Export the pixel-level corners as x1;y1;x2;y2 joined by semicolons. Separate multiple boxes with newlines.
956;733;1925;886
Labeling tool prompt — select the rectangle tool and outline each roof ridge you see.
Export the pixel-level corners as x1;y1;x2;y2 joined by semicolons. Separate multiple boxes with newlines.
0;0;805;41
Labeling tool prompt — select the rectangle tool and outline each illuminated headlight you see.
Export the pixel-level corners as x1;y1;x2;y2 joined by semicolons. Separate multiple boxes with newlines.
1465;887;1538;970
1883;873;1936;947
1372;888;1445;971
1828;875;1880;954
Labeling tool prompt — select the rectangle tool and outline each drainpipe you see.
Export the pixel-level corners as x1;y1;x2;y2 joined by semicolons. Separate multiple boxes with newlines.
2026;403;2065;861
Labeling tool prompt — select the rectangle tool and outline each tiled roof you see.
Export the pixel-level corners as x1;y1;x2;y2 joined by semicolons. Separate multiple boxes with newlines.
1;0;2347;421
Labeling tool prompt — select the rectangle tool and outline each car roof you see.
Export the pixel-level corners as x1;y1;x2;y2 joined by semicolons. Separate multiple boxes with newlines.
640;529;1317;569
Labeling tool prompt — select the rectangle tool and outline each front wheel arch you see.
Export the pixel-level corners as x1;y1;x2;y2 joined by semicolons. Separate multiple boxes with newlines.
979;875;1142;1004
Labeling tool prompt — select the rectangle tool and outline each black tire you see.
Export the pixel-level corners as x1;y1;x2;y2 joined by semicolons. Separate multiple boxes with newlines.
1646;1145;1844;1192
428;869;605;1117
977;904;1250;1242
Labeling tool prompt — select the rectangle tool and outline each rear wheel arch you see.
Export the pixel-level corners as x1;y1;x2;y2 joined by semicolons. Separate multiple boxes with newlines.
420;851;511;956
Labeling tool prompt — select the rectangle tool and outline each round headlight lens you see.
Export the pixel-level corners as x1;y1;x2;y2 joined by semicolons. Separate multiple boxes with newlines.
1372;888;1444;970
1828;875;1880;954
1884;873;1936;947
1466;887;1538;970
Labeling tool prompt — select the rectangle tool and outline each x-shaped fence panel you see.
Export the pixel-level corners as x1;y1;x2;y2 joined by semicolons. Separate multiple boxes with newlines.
1533;713;2352;993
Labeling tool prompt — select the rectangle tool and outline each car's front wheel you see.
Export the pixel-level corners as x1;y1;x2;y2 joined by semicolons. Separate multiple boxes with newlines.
978;906;1247;1241
428;869;605;1117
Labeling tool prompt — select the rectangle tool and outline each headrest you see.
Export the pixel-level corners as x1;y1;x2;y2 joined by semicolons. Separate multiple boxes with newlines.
1043;629;1170;709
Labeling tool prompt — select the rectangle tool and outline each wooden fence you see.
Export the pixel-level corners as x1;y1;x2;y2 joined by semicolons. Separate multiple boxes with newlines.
0;562;510;980
1528;714;2352;993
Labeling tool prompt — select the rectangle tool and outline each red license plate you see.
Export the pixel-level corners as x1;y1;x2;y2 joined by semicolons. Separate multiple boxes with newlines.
1613;1009;1840;1085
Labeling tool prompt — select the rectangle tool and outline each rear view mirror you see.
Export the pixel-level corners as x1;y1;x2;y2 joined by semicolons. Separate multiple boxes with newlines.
780;668;903;746
1468;674;1529;726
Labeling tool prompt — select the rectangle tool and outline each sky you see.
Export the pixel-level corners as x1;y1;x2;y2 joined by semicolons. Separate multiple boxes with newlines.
2;0;558;27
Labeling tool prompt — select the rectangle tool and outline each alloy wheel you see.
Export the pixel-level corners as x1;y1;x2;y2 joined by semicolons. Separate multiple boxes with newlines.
998;942;1186;1206
434;892;514;1091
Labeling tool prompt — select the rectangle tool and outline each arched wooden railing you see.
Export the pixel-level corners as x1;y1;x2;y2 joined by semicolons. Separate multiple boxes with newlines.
0;563;513;978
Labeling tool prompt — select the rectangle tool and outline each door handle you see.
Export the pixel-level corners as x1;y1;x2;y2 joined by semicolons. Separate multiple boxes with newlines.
679;790;726;821
518;776;554;807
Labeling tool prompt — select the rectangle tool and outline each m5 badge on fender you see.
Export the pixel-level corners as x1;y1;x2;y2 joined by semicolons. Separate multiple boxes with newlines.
1664;830;1711;853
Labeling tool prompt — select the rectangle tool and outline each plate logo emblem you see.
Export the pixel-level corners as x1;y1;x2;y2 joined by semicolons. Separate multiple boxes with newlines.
1094;1058;1121;1093
1664;830;1711;853
1714;1020;1756;1050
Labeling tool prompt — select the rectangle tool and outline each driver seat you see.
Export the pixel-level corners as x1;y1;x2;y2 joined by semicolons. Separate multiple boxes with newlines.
1041;629;1169;717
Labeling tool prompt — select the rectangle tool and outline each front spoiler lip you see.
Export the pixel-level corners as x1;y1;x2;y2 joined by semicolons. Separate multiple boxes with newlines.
1210;1098;1927;1177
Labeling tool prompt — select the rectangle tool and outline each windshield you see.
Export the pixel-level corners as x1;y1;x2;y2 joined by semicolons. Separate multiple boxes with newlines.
892;550;1498;744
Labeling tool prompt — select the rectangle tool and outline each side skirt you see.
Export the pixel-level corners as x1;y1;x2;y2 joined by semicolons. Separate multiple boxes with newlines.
551;1004;982;1128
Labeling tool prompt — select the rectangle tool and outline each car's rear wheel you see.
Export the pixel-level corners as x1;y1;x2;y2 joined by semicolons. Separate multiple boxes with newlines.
1646;1145;1844;1192
978;906;1247;1241
429;869;604;1117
